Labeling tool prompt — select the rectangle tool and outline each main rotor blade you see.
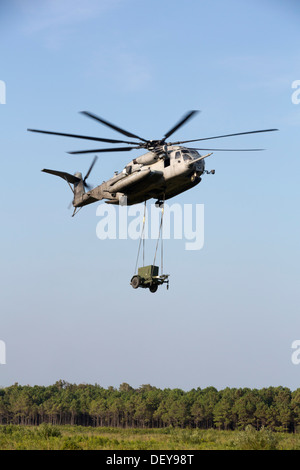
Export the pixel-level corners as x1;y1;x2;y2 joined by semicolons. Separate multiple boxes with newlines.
163;110;199;140
68;146;141;155
27;128;139;145
84;156;98;182
190;147;265;151
172;128;278;145
80;111;148;143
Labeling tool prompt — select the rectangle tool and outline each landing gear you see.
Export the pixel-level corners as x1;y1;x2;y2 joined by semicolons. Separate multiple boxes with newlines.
191;173;201;183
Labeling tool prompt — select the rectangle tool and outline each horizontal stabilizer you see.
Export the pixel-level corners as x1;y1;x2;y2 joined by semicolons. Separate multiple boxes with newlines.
42;169;81;184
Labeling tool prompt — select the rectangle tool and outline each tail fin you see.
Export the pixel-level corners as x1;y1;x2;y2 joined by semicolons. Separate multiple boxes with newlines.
42;168;81;185
42;157;98;216
42;168;86;213
42;169;85;197
72;172;86;207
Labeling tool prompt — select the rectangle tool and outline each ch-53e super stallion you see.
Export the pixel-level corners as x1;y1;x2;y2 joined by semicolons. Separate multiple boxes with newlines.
27;110;277;216
28;110;277;293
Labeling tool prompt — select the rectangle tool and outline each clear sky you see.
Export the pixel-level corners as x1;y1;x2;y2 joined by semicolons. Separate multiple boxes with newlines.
0;0;300;391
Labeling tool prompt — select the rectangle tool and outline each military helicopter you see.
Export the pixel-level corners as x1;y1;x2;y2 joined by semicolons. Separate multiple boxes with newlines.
28;110;277;216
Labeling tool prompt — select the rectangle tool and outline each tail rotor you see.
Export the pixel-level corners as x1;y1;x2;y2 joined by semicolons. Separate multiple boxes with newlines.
42;156;98;215
83;156;98;190
68;156;98;211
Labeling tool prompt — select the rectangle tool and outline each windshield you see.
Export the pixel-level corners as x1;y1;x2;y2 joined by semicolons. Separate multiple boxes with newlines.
181;150;192;161
190;150;200;158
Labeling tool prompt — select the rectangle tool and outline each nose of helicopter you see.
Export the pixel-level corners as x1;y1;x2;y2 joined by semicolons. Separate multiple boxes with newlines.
194;159;205;172
186;157;205;173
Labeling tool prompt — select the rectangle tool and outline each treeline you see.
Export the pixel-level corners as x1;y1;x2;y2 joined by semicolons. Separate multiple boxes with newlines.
0;381;300;432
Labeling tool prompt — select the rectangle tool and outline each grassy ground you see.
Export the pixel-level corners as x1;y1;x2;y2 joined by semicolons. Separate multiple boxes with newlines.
0;424;300;450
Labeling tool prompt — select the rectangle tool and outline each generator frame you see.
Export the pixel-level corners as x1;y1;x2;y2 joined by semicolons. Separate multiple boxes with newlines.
130;265;169;293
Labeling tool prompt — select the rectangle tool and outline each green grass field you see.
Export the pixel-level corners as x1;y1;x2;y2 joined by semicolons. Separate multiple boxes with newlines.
1;424;300;450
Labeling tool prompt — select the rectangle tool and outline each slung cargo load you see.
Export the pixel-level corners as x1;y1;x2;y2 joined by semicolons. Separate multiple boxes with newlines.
130;265;169;293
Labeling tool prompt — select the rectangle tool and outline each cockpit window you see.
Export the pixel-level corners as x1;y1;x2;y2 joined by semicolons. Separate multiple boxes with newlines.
175;151;180;159
181;150;192;161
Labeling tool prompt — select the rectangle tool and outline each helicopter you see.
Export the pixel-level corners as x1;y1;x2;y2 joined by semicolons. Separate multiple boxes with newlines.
28;110;278;216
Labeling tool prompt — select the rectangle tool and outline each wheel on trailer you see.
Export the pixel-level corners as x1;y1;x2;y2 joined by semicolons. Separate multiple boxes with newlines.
131;275;141;289
149;284;158;293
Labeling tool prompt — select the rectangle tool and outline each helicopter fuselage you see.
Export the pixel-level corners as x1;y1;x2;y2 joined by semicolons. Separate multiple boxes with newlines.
30;109;277;216
75;146;207;208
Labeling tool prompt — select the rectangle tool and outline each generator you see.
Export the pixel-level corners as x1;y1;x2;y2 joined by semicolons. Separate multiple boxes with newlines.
130;265;169;293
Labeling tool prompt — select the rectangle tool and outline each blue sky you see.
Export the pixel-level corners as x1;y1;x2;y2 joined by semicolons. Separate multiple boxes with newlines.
0;0;300;390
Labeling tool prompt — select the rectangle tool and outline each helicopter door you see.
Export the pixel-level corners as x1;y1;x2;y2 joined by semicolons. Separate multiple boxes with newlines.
175;151;181;162
164;157;170;168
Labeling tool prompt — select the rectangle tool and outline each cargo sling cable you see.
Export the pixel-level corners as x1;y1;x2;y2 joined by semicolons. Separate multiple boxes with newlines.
134;200;147;274
134;198;164;274
131;197;169;292
152;196;165;278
